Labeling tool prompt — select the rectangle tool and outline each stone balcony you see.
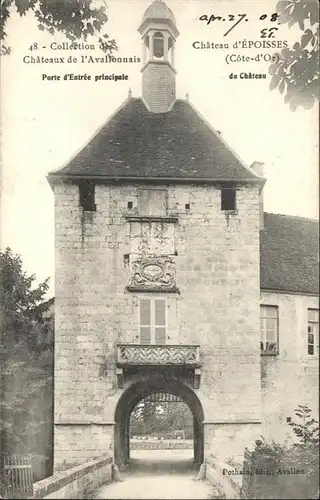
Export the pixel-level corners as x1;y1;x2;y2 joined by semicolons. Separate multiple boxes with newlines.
116;344;201;388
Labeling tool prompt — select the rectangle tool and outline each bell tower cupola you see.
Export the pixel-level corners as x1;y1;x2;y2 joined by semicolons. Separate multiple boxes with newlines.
138;0;179;113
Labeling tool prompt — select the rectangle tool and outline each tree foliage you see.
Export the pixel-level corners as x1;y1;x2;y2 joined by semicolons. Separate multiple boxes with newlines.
0;248;53;455
270;0;319;110
0;248;49;322
130;399;193;438
0;0;117;55
288;404;319;446
246;406;319;499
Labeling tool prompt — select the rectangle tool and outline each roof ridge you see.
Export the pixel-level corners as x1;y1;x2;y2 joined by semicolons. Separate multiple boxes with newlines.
264;212;319;223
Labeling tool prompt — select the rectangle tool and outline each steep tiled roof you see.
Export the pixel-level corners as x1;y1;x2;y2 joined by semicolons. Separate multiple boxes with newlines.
261;213;319;294
48;98;261;183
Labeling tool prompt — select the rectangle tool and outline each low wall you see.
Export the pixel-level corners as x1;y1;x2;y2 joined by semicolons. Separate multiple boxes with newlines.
131;439;193;450
33;456;113;499
205;458;242;499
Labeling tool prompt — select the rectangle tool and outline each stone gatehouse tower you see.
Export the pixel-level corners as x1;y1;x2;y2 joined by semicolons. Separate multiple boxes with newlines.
48;0;265;471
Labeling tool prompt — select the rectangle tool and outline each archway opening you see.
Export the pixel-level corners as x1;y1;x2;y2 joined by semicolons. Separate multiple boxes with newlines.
129;393;194;471
114;375;204;473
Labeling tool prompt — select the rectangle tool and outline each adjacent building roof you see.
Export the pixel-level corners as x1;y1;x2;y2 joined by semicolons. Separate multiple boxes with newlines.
48;98;262;184
261;213;319;295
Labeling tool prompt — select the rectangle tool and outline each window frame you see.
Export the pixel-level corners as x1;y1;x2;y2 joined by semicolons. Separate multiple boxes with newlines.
79;180;96;212
307;308;319;357
138;297;167;345
221;187;237;212
153;31;165;59
260;304;279;355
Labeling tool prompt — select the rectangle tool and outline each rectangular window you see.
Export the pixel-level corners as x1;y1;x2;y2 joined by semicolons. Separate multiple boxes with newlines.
308;309;319;356
79;180;96;211
221;188;236;211
138;189;167;216
260;305;278;354
139;298;166;344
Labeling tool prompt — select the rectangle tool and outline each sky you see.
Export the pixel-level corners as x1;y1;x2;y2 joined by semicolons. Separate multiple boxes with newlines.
1;0;319;296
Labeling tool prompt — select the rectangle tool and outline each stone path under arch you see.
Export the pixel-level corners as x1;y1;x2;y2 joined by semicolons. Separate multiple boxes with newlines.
95;450;223;499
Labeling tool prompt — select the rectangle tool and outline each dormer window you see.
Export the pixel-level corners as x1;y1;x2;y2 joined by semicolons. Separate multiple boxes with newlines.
138;189;167;216
221;188;236;211
79;180;96;211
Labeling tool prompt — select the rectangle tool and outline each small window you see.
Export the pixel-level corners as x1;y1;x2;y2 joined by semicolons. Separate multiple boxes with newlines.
79;180;96;211
308;309;319;356
260;305;278;355
138;189;167;216
139;298;166;345
221;188;236;211
153;31;164;58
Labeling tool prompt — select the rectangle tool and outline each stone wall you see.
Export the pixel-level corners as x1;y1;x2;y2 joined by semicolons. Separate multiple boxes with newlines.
260;291;319;445
130;439;193;450
204;422;262;467
54;181;261;467
54;424;114;470
205;458;241;499
33;456;113;499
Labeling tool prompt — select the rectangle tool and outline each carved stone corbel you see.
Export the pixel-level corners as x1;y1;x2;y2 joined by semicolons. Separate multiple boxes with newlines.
193;368;201;389
116;368;124;388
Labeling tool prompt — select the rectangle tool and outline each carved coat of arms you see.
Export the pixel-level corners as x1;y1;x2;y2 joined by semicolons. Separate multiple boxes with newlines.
129;256;176;291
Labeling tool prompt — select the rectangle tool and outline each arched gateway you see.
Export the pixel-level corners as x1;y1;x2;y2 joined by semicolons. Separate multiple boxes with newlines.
114;376;204;467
